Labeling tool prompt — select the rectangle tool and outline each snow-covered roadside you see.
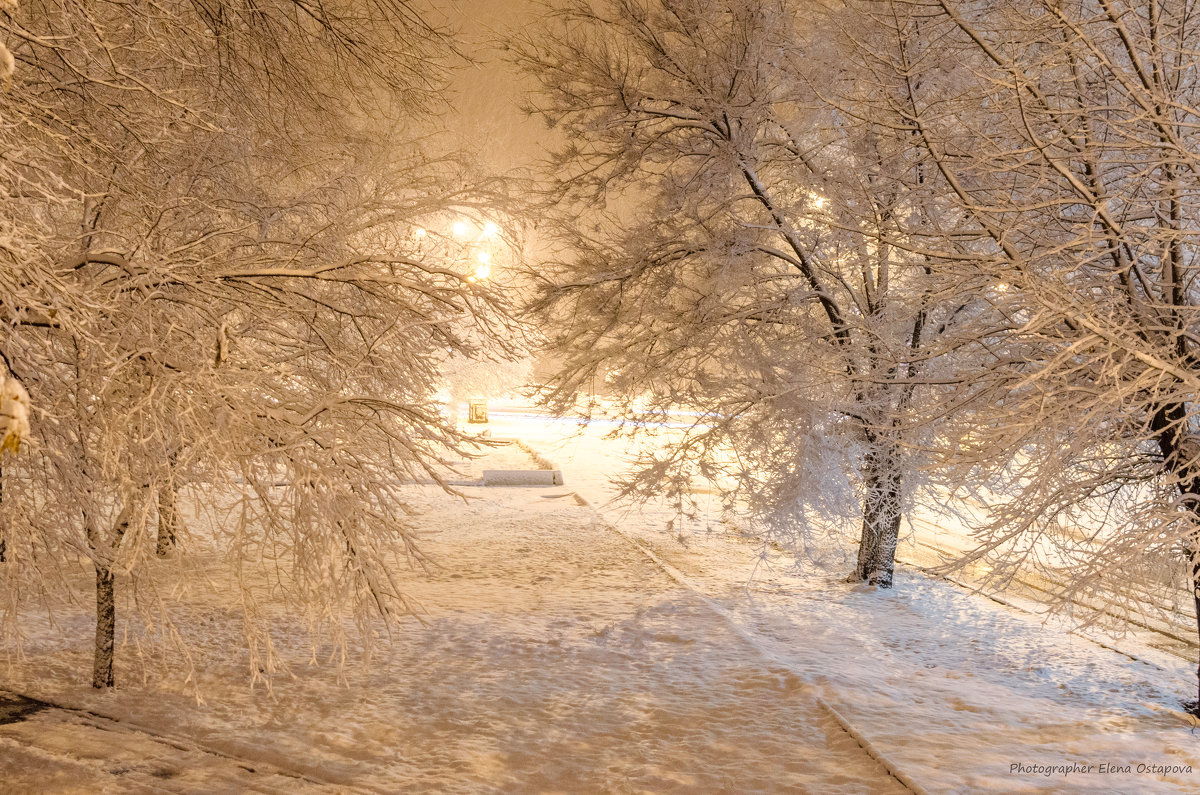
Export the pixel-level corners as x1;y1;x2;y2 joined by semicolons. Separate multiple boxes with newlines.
487;406;1200;793
0;439;905;793
0;701;331;794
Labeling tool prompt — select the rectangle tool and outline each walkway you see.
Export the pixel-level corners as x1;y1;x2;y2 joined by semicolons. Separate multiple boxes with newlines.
0;441;905;793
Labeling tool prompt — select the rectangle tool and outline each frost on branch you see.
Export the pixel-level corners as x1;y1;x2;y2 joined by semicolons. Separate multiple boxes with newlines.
0;372;29;454
516;0;960;588
0;0;522;691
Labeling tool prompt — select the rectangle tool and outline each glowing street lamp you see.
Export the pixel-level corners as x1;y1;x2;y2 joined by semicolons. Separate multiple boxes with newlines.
472;249;493;281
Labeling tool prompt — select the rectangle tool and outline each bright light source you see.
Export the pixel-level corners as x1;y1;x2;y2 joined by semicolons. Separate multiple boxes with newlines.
414;227;427;238
482;221;500;239
452;220;470;238
477;250;492;264
473;264;491;280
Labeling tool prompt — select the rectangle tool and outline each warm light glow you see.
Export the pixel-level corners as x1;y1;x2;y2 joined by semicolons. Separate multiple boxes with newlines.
414;227;427;238
482;221;500;239
452;220;470;238
472;264;491;281
477;250;492;264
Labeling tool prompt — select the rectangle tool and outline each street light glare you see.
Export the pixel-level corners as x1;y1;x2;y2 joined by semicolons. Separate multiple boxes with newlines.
477;250;492;264
482;221;500;238
414;227;427;238
452;220;470;238
473;264;491;280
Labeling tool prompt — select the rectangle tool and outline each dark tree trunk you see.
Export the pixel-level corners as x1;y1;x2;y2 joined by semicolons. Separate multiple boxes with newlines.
1191;554;1200;713
1181;548;1200;715
93;563;115;689
852;437;902;588
88;504;133;690
1150;403;1200;712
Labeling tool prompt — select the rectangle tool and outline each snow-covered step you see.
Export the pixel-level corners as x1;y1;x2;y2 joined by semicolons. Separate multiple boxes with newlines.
482;468;564;486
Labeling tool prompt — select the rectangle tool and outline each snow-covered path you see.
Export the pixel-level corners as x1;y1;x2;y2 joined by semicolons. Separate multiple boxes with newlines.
9;410;1200;792
0;440;904;793
386;482;906;792
484;405;1200;793
0;694;329;793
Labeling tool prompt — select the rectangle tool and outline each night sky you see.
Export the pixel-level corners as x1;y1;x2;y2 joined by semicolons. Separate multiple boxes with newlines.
435;0;555;174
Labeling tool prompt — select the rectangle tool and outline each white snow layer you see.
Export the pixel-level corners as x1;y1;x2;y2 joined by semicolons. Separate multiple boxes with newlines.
482;404;1200;793
0;403;1197;792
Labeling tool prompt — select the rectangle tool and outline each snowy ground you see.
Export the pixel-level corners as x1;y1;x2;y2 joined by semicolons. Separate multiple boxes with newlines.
483;403;1200;793
0;437;901;792
2;405;1200;792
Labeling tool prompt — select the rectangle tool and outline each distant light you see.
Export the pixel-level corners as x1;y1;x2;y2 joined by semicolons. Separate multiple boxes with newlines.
482;221;500;239
452;221;470;238
473;264;491;280
414;228;427;238
477;250;492;264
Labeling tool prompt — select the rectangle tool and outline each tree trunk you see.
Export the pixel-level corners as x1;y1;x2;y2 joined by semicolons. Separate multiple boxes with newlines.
851;438;902;588
156;451;180;556
1180;547;1200;715
93;562;115;689
1151;407;1200;712
156;482;177;557
0;463;5;564
89;504;133;690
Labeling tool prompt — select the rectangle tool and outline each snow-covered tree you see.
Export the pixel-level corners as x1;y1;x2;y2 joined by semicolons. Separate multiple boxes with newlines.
515;0;975;585
865;0;1200;708
0;1;520;688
